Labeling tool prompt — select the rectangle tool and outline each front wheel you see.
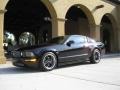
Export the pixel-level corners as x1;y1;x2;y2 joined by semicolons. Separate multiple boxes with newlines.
39;52;57;71
89;49;101;64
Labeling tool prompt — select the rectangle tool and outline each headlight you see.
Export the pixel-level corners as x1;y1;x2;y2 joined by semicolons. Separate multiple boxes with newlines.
22;51;35;57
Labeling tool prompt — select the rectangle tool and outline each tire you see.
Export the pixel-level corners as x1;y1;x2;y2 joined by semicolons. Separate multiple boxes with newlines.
39;52;57;71
90;49;101;64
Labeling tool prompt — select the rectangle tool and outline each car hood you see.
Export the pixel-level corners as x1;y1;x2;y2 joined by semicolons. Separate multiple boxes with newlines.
17;43;63;51
16;43;55;51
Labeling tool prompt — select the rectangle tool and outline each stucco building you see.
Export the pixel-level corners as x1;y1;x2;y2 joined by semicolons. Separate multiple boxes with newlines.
0;0;120;63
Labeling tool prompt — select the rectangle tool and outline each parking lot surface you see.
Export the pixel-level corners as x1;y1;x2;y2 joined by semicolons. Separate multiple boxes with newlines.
0;56;120;90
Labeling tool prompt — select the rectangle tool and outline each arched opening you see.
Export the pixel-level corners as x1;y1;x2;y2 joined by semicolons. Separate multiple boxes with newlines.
4;0;55;56
65;5;94;37
100;14;117;53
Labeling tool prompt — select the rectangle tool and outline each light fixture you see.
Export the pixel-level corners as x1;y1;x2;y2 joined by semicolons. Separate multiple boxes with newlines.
77;6;81;8
0;9;7;13
44;17;51;21
95;5;104;9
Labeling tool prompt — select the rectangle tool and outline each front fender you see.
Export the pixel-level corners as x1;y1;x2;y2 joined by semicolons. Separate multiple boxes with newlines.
33;48;58;58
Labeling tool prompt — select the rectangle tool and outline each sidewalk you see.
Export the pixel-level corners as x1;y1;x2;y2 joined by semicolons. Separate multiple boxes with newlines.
1;54;120;90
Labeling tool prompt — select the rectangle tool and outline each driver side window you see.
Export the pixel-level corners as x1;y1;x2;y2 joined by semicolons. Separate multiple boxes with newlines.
68;36;86;44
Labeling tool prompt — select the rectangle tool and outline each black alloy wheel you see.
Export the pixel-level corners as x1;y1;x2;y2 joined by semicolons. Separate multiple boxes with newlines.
39;52;57;71
90;49;101;64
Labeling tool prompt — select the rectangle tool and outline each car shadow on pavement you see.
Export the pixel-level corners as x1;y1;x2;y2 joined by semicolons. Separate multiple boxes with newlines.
0;67;41;75
0;61;92;74
57;61;92;70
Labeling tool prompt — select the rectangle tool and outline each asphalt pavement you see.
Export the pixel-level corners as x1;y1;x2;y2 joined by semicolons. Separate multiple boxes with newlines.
0;54;120;90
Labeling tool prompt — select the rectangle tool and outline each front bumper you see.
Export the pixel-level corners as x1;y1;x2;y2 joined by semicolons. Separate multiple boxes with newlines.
12;58;39;68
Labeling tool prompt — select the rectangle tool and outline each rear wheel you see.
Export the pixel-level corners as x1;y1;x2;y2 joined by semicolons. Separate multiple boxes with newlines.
39;52;57;71
90;49;101;64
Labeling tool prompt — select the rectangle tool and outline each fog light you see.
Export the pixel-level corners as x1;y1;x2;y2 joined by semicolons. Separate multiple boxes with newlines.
25;59;36;62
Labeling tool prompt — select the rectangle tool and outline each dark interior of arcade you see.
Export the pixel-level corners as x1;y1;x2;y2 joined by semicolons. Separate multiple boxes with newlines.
4;0;52;48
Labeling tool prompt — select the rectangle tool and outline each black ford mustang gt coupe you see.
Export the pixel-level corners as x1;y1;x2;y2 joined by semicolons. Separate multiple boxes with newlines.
11;35;104;71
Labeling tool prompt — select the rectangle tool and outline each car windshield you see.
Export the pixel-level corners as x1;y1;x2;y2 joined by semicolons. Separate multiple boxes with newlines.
48;36;69;44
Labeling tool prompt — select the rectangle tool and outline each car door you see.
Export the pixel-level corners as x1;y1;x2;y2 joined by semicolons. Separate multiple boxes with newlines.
70;36;89;60
58;36;89;63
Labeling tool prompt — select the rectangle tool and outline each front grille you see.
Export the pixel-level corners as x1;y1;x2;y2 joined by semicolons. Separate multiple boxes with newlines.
12;51;35;58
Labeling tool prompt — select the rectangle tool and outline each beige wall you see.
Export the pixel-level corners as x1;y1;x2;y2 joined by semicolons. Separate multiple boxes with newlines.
50;0;118;40
0;0;120;63
50;0;116;24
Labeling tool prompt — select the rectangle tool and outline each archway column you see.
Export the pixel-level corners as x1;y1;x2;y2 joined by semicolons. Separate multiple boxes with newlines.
52;18;65;37
111;25;119;52
90;24;100;41
0;10;6;64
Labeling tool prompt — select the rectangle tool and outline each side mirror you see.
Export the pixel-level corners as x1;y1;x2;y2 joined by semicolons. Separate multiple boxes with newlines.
66;40;74;47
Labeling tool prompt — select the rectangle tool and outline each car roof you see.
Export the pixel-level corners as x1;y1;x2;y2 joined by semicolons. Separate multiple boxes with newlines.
53;35;86;38
66;35;87;38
